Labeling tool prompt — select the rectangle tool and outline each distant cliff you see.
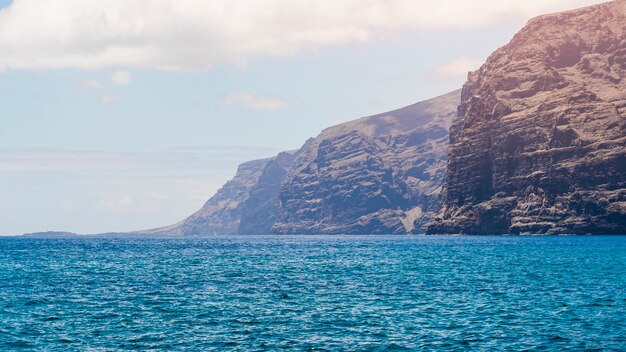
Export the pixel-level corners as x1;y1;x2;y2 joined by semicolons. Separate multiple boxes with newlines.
427;0;626;234
273;90;459;234
238;144;312;234
148;91;459;235
142;147;308;236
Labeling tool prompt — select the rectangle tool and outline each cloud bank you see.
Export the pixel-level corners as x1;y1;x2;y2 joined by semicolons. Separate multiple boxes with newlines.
0;0;601;71
0;146;281;234
111;70;132;85
223;92;288;110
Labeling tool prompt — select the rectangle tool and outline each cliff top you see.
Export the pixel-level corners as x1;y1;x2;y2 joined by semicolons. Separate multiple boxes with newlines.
319;89;461;140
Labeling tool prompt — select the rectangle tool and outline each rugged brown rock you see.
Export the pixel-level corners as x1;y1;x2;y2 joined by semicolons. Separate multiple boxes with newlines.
273;90;459;234
139;147;308;236
427;0;626;234
148;157;273;236
144;91;458;236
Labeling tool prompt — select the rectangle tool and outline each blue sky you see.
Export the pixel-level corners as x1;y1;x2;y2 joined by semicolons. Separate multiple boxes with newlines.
1;32;501;152
0;0;602;234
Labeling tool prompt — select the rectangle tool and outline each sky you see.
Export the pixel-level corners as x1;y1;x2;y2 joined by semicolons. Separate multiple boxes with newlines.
0;0;603;235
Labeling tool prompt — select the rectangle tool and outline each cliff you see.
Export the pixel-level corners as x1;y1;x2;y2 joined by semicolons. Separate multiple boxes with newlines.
140;139;313;236
154;158;272;236
273;90;460;234
238;144;312;234
427;0;626;234
146;90;459;236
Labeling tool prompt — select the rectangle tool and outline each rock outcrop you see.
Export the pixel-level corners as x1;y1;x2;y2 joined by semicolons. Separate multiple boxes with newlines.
147;90;459;236
154;157;273;236
427;0;626;234
142;148;306;236
238;143;312;234
273;90;460;234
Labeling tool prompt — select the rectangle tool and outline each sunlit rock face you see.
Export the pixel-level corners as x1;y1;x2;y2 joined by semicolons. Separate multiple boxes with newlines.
238;149;309;235
427;0;626;234
165;157;274;236
273;90;460;234
151;90;459;236
141;146;309;236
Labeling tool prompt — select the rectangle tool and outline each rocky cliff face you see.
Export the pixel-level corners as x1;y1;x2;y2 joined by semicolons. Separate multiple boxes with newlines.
163;157;273;236
149;90;459;236
427;0;626;234
273;90;460;234
238;145;312;234
143;147;306;236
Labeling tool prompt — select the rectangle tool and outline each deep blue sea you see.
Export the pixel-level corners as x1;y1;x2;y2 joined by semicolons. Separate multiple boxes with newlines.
0;235;624;351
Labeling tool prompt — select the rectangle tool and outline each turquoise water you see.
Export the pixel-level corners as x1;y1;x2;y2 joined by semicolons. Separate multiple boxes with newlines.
0;236;624;351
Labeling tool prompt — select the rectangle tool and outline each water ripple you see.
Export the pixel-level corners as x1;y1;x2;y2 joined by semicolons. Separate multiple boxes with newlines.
0;235;624;351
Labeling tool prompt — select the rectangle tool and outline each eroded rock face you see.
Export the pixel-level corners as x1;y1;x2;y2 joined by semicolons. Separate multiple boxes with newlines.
427;0;626;234
238;148;309;234
143;144;311;236
169;158;273;236
158;90;458;236
273;90;460;234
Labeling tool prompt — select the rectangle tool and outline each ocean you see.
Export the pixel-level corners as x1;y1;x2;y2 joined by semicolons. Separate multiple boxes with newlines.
0;235;624;351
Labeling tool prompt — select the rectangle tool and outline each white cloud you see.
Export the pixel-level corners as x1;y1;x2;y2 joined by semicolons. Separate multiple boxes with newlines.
224;92;288;110
84;79;104;90
100;92;119;104
111;70;131;85
0;0;602;71
435;56;484;77
83;79;122;103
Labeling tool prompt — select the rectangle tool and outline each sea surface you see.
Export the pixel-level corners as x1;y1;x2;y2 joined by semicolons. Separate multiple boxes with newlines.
0;235;624;351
